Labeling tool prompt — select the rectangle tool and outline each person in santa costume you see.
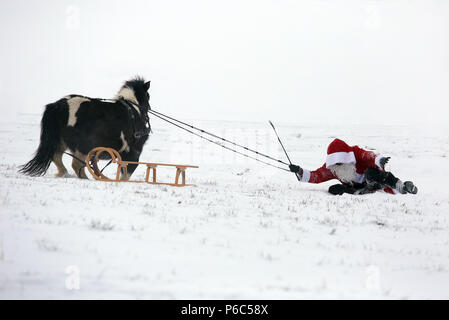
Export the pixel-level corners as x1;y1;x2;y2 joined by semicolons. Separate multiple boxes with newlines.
289;138;418;195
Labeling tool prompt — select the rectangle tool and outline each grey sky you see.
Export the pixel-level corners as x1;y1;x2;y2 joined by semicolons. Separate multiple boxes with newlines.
1;0;448;125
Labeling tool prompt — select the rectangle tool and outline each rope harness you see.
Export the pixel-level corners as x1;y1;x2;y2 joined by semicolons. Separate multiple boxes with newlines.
144;108;290;172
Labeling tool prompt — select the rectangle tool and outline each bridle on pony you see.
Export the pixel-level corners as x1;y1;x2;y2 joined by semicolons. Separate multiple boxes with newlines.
117;98;152;140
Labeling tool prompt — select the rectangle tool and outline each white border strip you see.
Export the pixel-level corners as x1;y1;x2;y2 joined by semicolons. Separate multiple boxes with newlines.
375;155;384;168
301;169;311;182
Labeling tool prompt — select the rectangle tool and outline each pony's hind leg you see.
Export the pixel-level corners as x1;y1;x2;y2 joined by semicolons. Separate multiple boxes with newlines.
53;142;68;177
53;151;68;177
72;151;88;179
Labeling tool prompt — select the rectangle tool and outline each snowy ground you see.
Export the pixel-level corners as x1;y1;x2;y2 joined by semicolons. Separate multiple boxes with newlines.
0;113;448;299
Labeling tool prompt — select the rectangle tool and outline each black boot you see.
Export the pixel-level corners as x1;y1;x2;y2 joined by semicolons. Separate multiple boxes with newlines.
402;181;418;194
328;184;357;195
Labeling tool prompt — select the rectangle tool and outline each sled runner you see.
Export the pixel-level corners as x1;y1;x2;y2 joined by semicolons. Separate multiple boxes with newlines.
85;147;198;187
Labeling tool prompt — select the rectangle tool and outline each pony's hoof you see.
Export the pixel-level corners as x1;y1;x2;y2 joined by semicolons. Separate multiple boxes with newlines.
55;172;69;178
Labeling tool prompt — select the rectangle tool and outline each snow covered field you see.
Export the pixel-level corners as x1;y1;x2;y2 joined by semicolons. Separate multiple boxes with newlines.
0;114;448;299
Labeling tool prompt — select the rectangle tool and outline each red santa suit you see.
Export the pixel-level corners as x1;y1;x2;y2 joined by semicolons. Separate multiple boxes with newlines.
300;139;395;194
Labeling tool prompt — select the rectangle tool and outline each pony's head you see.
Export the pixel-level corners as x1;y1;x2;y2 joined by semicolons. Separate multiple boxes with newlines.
115;76;151;110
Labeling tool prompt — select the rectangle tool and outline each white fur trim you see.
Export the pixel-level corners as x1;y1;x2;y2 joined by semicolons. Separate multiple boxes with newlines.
301;169;311;182
67;97;90;127
326;151;356;168
114;87;140;114
375;155;383;168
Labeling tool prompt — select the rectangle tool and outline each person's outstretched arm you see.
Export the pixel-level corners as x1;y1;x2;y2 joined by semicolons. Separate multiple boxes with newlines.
289;163;336;183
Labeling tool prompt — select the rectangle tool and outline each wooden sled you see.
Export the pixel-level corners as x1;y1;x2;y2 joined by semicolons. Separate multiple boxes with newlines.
85;147;198;187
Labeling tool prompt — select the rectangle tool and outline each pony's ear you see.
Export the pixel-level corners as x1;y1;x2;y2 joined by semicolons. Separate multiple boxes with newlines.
144;81;151;90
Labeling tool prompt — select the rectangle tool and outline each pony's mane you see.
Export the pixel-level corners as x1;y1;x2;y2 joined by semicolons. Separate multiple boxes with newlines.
114;76;147;103
123;76;146;89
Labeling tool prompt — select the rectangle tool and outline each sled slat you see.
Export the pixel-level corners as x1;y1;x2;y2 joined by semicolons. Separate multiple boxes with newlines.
86;147;198;187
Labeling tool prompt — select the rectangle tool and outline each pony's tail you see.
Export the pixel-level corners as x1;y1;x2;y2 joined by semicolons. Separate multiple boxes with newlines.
19;103;63;176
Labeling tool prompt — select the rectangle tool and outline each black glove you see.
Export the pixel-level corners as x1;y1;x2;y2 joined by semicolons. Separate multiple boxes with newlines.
289;164;303;176
379;157;390;170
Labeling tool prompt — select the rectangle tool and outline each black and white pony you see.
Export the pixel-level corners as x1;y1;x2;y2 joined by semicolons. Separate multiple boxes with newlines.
20;77;151;180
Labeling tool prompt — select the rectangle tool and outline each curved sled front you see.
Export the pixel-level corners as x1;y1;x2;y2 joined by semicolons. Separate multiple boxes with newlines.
85;147;198;187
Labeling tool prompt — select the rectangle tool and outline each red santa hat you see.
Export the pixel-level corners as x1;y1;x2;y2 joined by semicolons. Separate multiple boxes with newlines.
326;139;356;168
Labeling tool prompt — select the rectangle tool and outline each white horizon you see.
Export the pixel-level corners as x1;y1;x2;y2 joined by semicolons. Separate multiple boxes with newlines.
0;0;448;127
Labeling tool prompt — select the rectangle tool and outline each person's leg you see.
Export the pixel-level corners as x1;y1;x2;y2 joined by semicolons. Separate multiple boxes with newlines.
365;167;417;194
365;167;398;189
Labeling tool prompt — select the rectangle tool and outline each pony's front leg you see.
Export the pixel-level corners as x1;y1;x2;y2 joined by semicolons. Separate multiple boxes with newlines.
119;149;140;181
